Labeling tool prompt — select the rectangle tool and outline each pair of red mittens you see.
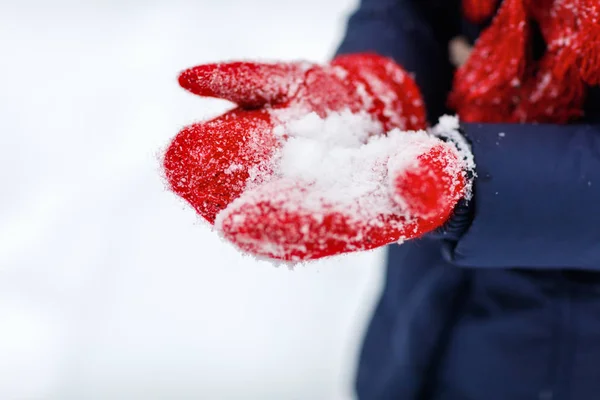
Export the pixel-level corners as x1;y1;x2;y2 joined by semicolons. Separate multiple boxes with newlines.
163;53;471;262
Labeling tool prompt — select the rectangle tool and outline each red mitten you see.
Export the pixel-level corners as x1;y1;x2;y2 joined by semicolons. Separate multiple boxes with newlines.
164;53;471;261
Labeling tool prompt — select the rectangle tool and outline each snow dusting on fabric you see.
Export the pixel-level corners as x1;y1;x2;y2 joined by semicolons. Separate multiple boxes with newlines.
164;54;472;262
214;111;469;262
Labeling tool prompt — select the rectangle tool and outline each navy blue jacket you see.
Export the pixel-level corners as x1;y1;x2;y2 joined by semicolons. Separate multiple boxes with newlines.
336;1;600;399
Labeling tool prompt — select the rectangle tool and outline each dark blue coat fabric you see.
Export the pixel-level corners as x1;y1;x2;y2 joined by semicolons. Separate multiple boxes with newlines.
335;1;600;399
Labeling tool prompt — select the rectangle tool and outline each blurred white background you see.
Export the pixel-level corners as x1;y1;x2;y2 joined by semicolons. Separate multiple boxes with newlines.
0;0;387;399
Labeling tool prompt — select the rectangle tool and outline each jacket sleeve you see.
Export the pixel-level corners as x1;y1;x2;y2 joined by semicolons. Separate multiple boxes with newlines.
439;122;600;269
335;0;459;122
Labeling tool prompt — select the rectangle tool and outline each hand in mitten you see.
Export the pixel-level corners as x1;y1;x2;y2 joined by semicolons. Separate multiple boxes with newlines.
164;53;471;261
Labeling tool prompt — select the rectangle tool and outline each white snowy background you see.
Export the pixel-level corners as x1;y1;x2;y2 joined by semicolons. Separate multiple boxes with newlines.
0;0;387;399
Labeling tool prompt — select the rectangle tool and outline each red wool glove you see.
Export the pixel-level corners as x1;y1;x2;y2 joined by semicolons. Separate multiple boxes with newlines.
164;53;471;261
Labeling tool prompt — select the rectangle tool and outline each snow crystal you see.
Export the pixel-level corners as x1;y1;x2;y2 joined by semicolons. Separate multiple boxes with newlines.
264;110;443;216
274;110;376;148
224;163;244;174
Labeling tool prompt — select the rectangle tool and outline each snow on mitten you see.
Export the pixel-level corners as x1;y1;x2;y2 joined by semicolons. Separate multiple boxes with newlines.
164;53;472;261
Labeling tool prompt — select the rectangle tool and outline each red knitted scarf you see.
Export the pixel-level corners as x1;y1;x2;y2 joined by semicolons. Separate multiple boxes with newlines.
451;0;600;123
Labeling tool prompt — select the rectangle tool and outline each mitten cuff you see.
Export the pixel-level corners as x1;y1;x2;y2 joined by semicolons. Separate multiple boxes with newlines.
427;116;476;242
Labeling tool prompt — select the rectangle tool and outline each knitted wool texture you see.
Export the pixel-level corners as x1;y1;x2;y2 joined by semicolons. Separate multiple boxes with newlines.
453;0;599;123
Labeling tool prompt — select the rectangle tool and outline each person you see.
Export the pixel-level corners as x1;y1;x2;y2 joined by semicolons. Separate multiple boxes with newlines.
163;0;600;398
335;0;600;399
